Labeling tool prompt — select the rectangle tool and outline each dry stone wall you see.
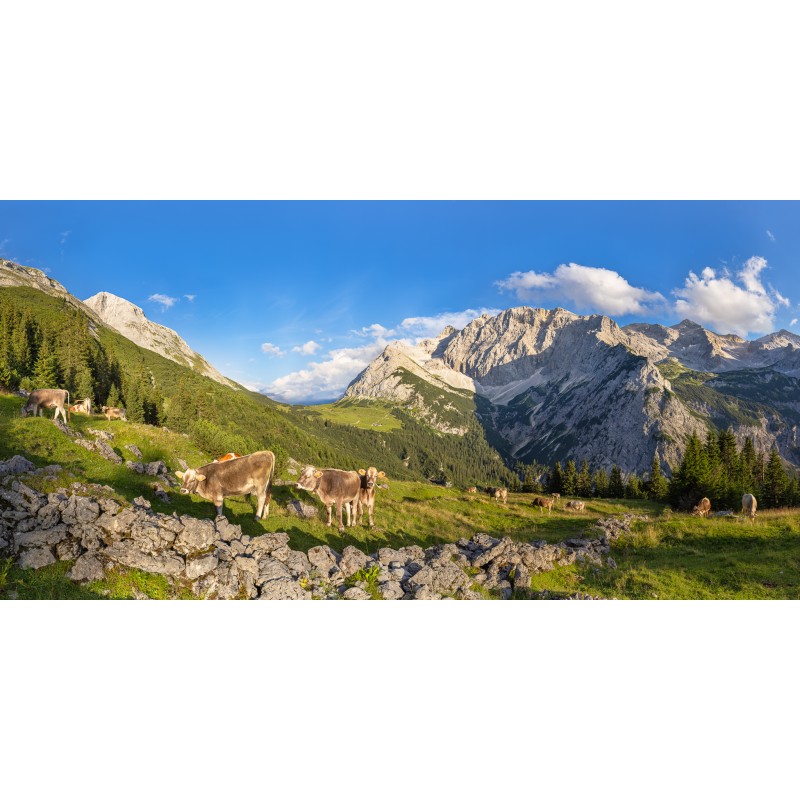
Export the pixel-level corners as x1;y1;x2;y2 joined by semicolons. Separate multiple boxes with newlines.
0;456;633;600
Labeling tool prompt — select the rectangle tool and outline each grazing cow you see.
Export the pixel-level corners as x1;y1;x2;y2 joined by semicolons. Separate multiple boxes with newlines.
741;493;758;520
176;450;275;520
213;452;242;463
69;397;92;415
565;500;585;511
487;487;508;504
467;486;477;494
356;466;386;527
296;465;362;533
692;497;712;518
532;496;554;514
102;406;127;421
21;389;70;423
551;493;561;506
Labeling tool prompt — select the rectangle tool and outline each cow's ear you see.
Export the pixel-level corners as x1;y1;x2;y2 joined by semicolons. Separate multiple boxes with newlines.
314;470;322;478
358;469;366;475
378;471;385;478
196;474;207;482
175;471;184;481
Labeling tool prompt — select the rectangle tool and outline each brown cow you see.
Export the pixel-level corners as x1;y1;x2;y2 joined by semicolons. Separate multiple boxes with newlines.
493;487;508;504
69;397;92;415
176;450;275;520
532;496;554;514
213;452;242;463
356;466;386;527
692;497;712;518
296;465;361;533
102;406;127;421
741;493;757;521
21;389;70;423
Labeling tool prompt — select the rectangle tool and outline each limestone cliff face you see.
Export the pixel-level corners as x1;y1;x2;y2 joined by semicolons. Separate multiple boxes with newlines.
345;306;800;473
83;292;238;389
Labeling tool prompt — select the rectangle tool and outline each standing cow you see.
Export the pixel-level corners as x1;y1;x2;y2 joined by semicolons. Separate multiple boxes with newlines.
296;466;361;533
69;397;92;415
102;406;127;421
21;389;70;423
356;466;386;528
532;496;554;514
692;497;712;517
176;450;275;520
741;493;757;521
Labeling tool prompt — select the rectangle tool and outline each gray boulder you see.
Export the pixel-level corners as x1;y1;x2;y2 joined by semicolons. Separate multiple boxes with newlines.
14;524;70;549
174;517;215;555
103;541;185;575
308;545;340;576
0;455;35;476
339;545;369;578
69;553;106;582
341;586;371;600
17;547;56;570
185;553;219;579
125;444;143;459
285;500;318;519
259;577;311;600
378;580;404;600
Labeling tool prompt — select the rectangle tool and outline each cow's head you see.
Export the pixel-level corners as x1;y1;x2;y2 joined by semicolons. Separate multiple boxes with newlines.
296;465;323;491
175;468;207;495
358;467;385;489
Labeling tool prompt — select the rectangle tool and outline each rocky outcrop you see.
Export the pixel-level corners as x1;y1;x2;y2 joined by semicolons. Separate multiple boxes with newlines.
2;466;625;599
0;458;626;600
83;291;237;389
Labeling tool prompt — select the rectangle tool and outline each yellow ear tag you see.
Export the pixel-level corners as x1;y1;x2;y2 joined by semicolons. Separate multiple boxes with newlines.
314;470;323;478
358;469;366;475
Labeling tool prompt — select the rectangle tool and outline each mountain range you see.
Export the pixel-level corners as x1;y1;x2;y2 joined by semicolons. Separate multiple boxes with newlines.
3;258;799;477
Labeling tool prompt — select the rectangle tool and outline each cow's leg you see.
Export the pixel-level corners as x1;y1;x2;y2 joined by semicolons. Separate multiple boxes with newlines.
326;505;333;527
344;502;351;527
336;501;345;533
368;501;374;528
255;490;266;520
216;502;224;518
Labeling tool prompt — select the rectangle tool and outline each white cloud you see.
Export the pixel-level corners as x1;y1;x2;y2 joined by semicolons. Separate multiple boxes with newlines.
353;323;395;338
260;342;286;358
496;263;666;316
265;338;392;403
399;308;501;339
184;294;196;302
791;318;798;327
767;230;776;242
673;256;788;336
59;230;70;245
148;293;178;310
292;340;322;355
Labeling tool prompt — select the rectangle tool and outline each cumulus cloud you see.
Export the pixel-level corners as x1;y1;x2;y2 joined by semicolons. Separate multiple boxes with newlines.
496;263;666;316
292;340;322;355
399;308;501;339
260;342;286;357
263;306;498;403
265;338;391;403
148;293;178;310
673;257;788;336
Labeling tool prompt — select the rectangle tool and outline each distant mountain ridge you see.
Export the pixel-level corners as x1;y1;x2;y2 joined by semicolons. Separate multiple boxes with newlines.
346;307;800;473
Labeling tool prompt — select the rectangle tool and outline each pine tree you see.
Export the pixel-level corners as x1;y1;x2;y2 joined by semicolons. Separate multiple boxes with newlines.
647;453;669;501
608;465;624;498
625;474;643;499
32;340;60;387
593;467;609;497
577;460;592;497
548;462;563;494
562;460;578;496
106;384;121;408
763;448;788;508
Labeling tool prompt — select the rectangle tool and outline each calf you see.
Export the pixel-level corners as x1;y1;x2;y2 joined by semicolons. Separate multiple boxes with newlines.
21;388;70;423
356;466;386;527
176;450;275;519
296;465;361;533
467;486;477;494
691;497;712;518
102;406;127;421
741;493;757;521
69;397;92;415
532;496;554;514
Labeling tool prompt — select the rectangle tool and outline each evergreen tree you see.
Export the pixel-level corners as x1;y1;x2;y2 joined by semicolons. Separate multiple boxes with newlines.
562;460;578;496
625;474;643;499
106;384;121;408
32;340;60;387
73;363;94;403
763;448;788;508
593;467;609;497
609;464;624;498
647;453;669;501
577;460;592;497
548;462;563;494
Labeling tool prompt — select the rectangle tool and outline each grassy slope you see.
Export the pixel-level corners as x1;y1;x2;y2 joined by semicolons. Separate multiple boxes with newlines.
2;389;800;600
302;398;403;432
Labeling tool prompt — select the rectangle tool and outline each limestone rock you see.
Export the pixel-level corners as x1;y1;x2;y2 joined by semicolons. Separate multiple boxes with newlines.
17;547;56;569
69;553;105;582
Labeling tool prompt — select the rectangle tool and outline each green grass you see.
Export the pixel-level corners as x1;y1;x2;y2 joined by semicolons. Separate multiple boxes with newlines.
4;393;800;600
303;398;403;431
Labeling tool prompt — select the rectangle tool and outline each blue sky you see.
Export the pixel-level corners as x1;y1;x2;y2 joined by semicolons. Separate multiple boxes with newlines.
1;201;799;403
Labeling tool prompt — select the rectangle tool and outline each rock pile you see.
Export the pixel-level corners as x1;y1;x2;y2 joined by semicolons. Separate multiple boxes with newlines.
1;456;624;600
